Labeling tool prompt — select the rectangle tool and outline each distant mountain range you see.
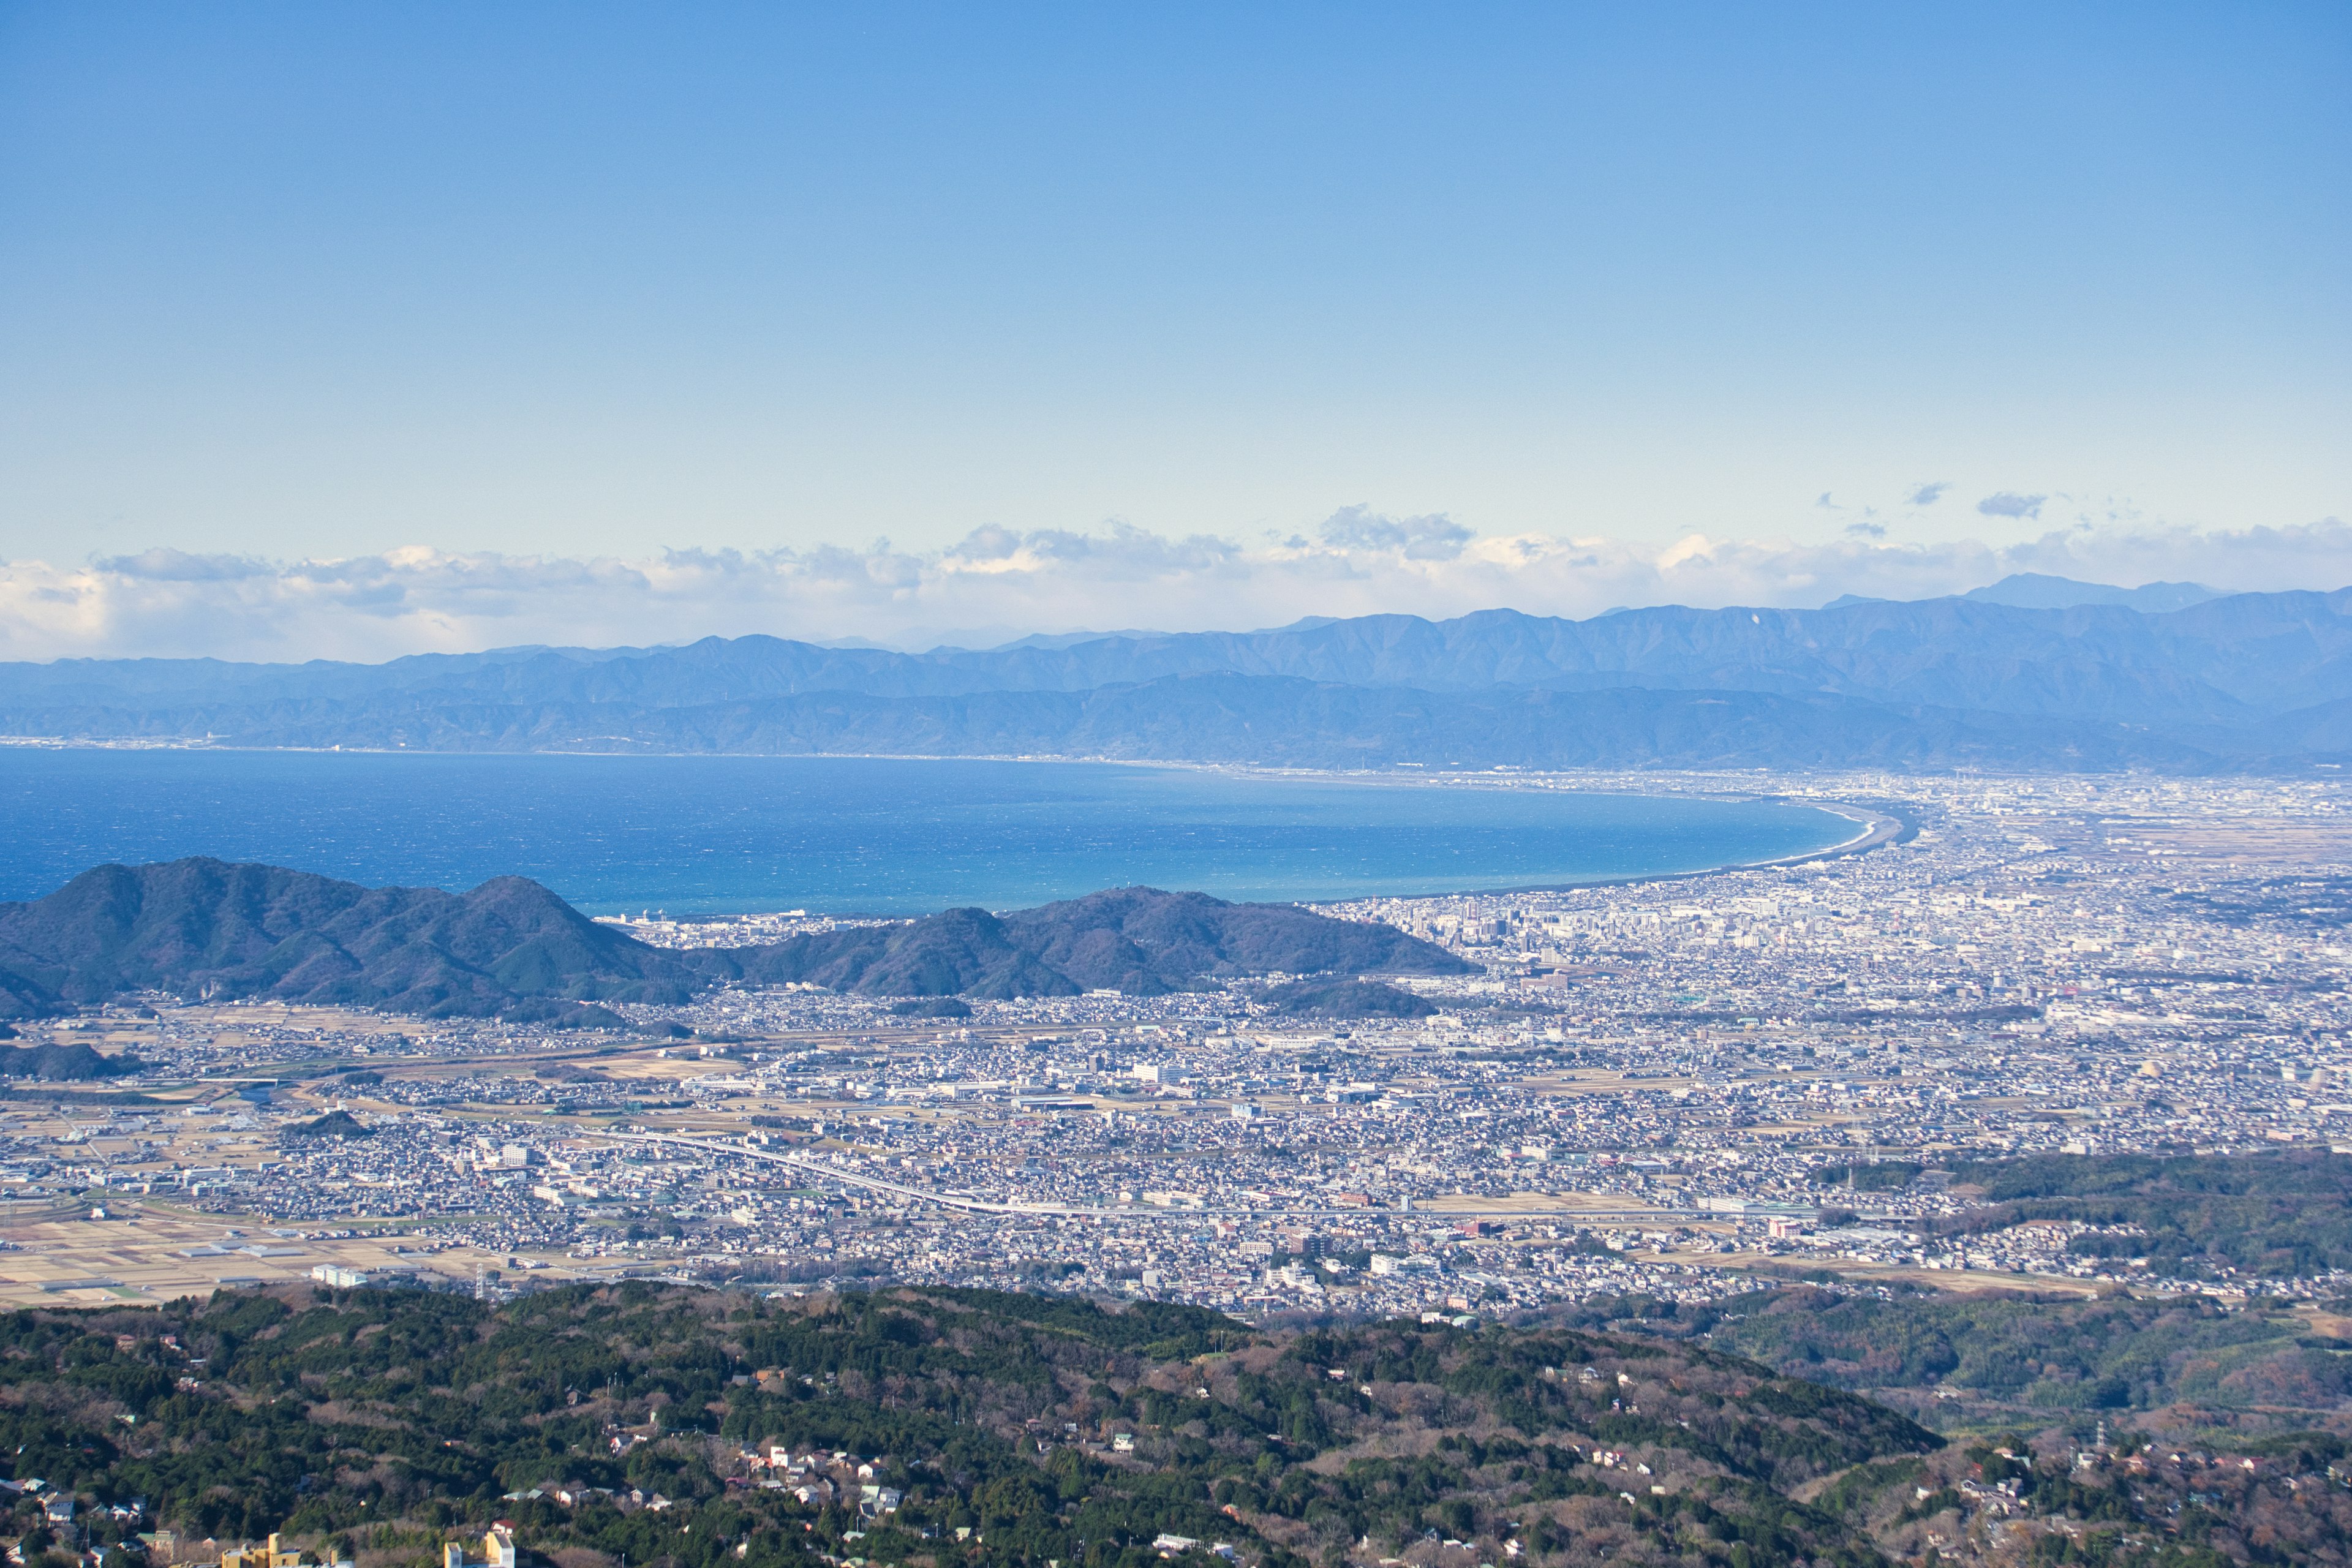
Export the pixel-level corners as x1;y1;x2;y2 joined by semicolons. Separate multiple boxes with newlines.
0;859;1467;1022
4;576;2348;771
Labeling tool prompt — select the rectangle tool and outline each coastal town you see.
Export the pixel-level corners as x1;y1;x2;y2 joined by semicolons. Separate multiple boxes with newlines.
2;767;2346;1318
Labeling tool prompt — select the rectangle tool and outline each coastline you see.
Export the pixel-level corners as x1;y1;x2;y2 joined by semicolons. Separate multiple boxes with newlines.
1340;803;1902;907
0;745;1894;914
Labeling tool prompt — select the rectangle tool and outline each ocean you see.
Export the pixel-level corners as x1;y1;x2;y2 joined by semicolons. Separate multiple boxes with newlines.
0;749;1855;915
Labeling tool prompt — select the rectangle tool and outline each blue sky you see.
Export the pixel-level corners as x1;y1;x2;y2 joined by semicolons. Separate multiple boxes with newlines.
0;4;2347;654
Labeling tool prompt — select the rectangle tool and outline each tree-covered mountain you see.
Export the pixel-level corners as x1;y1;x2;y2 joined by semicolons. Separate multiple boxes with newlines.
1644;1284;2352;1420
20;1278;2349;1567
0;861;1464;1020
1934;1149;2352;1281
0;858;684;1027
4;590;2350;770
714;887;1471;1000
0;1281;1950;1568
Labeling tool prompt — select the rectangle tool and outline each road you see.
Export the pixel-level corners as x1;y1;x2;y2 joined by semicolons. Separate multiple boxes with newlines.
594;1130;1698;1222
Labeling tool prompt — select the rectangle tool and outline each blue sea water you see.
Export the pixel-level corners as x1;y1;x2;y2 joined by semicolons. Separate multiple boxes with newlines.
0;750;1855;915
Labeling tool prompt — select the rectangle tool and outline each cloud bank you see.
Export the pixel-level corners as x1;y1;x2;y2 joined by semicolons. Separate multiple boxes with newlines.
4;512;2350;664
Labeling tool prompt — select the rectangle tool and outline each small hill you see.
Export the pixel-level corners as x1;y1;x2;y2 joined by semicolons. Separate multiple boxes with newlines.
284;1108;373;1139
0;1040;144;1080
889;997;974;1019
720;887;1471;998
1262;977;1438;1019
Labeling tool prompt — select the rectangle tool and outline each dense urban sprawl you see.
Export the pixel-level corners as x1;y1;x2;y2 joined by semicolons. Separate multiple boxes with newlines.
4;769;2348;1318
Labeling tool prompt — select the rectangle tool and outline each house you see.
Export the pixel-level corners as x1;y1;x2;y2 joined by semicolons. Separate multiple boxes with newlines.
221;1536;303;1568
442;1528;517;1568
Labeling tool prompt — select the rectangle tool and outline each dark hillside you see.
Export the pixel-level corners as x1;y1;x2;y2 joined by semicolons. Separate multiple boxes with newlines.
0;858;688;1023
1552;1285;2352;1560
719;907;1075;998
1003;887;1471;986
0;861;1464;1017
283;1108;374;1139
1937;1150;2352;1280
1264;978;1440;1019
718;888;1471;998
0;1039;143;1079
0;1283;1942;1568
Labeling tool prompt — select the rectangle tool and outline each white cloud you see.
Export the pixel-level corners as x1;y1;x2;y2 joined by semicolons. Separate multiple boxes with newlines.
1316;504;1474;561
1976;491;2048;519
4;511;2349;662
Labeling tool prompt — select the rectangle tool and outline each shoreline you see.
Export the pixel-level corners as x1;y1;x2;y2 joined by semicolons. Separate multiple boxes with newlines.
0;744;1896;917
1433;802;1901;902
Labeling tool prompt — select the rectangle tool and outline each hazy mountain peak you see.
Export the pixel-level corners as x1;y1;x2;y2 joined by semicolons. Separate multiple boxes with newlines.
976;628;1172;652
1961;573;2220;612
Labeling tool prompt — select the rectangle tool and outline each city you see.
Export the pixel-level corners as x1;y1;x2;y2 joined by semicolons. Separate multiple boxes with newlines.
6;9;2342;1563
3;767;2344;1321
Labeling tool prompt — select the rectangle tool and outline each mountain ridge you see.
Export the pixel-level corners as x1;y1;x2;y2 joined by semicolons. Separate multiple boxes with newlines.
1961;571;2219;612
6;590;2349;772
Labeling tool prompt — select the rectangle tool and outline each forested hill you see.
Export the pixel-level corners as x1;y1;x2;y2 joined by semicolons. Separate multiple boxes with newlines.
7;589;2351;770
0;1281;1943;1568
0;858;687;1027
709;886;1473;999
0;861;1464;1021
